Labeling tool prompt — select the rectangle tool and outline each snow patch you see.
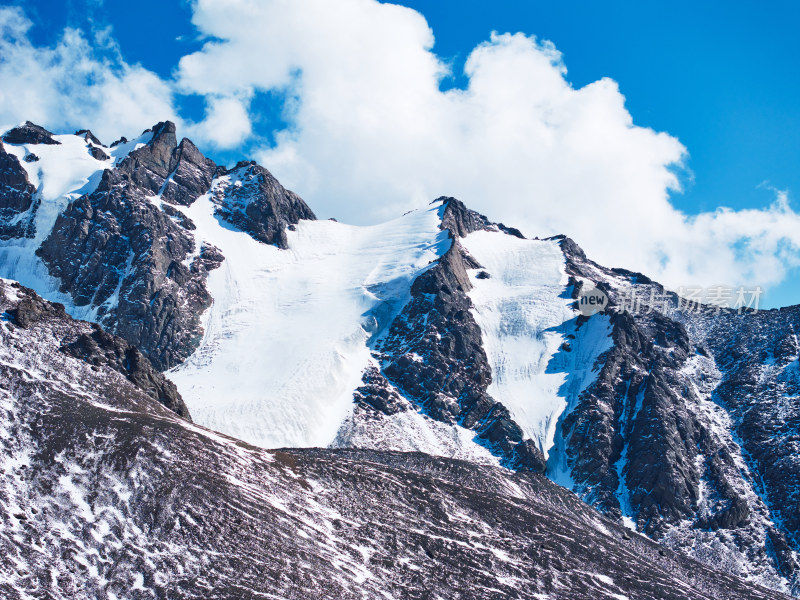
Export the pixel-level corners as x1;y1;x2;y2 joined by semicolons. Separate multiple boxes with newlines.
333;404;501;467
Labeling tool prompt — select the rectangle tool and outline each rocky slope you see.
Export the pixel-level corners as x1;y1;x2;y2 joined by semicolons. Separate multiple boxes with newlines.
0;279;790;599
0;121;314;370
1;120;799;595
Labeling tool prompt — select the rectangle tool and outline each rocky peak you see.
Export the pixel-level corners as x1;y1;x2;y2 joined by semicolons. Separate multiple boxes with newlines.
438;196;492;238
144;120;178;165
212;161;316;248
162;137;217;206
74;129;103;146
115;121;178;194
108;121;217;204
438;196;526;240
2;121;60;145
551;234;589;264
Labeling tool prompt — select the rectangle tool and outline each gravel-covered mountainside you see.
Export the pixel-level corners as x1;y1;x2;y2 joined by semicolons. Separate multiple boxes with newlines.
680;303;800;583
2;121;800;595
0;279;790;599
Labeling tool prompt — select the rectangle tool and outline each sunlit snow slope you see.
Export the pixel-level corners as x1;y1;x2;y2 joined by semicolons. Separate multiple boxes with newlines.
168;192;450;448
462;230;613;461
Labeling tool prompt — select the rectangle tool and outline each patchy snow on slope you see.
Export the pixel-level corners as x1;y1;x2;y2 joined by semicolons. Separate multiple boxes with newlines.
168;191;450;449
462;231;613;461
332;367;501;466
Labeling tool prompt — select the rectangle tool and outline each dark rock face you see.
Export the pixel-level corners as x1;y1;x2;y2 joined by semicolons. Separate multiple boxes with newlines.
19;120;313;369
115;121;181;195
105;121;217;204
558;306;705;530
35;163;216;369
553;239;800;592
75;129;103;146
7;291;67;328
88;145;109;161
212;160;316;248
370;199;547;471
352;366;410;415
1;280;188;418
161;138;217;206
61;324;190;419
438;195;491;237
0;300;787;598
0;141;38;240
2;121;60;145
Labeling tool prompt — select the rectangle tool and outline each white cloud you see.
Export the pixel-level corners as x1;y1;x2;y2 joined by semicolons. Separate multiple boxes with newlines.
3;1;800;299
186;95;253;149
0;6;179;144
178;0;800;293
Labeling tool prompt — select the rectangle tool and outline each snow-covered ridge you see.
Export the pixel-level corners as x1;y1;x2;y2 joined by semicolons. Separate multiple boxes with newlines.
0;128;152;321
167;194;451;448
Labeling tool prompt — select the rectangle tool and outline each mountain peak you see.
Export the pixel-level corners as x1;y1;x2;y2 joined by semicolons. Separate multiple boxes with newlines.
2;121;60;146
437;196;493;238
74;129;103;146
212;159;316;248
438;196;525;240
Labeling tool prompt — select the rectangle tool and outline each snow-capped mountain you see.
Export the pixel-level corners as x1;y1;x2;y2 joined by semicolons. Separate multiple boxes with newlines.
1;120;799;596
0;279;788;599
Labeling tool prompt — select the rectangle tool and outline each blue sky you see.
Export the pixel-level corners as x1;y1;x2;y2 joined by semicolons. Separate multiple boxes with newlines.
402;0;800;217
2;0;799;306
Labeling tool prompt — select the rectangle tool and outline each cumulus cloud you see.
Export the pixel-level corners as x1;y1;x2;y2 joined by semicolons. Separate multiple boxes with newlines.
186;95;253;149
0;6;179;144
2;0;800;299
175;0;800;294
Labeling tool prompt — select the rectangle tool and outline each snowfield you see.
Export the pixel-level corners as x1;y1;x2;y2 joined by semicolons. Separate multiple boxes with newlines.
462;230;613;460
168;190;451;448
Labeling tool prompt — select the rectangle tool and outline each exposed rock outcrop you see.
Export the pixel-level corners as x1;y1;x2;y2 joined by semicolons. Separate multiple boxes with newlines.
212;160;317;248
2;121;60;145
0;140;38;240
